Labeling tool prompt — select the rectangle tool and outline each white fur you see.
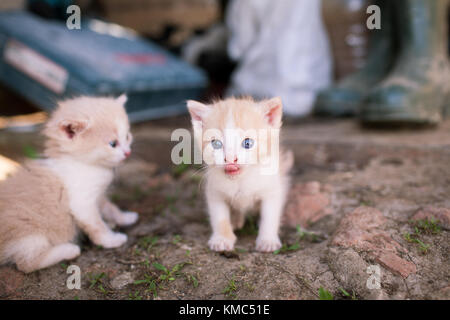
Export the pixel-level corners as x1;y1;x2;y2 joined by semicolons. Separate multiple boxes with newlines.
0;96;138;273
188;97;291;253
45;157;129;248
206;166;288;252
3;235;81;273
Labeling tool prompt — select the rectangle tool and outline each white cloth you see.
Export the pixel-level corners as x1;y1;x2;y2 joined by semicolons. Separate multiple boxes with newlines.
226;0;332;117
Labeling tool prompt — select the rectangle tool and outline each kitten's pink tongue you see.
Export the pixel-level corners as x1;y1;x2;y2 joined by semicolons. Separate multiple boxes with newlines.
224;164;240;175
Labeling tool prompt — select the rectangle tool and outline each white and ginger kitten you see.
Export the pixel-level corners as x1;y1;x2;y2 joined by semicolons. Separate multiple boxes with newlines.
187;97;293;252
0;95;138;273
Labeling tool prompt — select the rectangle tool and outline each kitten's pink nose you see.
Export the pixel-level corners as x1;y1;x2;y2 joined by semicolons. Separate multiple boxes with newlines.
225;155;237;164
124;150;131;158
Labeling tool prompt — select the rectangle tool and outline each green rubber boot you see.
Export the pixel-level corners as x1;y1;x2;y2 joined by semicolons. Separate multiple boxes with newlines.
360;0;450;124
314;0;395;117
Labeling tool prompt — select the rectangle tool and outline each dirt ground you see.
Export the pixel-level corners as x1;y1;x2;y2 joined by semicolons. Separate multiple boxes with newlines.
0;117;449;300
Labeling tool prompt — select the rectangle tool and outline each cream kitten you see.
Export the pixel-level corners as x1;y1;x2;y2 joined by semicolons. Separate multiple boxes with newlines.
187;97;293;252
0;95;138;273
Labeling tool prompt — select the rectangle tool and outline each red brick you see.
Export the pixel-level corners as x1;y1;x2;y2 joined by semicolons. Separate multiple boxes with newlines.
283;181;332;227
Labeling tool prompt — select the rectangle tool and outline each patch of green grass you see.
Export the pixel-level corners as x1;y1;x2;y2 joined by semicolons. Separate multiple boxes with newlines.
403;232;430;254
236;216;258;236
223;275;238;299
87;272;109;295
133;274;158;298
296;225;323;243
23;145;38;159
128;291;143;300
403;218;439;254
340;288;357;300
244;282;255;292
413;218;441;235
138;236;159;251
415;238;430;254
110;193;121;202
359;200;373;207
410;234;430;254
318;287;334;300
134;261;191;298
272;225;324;255
88;272;105;288
153;261;190;282
172;234;182;245
185;274;199;288
141;258;151;268
273;242;301;255
172;163;190;178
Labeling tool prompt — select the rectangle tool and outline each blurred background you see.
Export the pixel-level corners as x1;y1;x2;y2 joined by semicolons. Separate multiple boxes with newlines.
1;1;450;300
0;0;449;127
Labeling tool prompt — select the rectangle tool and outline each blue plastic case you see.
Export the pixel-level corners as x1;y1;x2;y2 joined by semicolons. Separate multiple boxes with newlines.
0;11;207;122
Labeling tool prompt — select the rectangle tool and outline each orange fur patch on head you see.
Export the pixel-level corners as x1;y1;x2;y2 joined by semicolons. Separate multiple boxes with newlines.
191;97;283;167
202;97;269;132
43;96;131;167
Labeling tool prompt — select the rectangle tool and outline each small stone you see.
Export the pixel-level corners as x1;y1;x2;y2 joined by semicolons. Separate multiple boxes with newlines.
375;251;416;278
331;206;387;249
327;247;371;296
331;206;416;279
412;206;450;230
111;272;135;290
283;181;333;227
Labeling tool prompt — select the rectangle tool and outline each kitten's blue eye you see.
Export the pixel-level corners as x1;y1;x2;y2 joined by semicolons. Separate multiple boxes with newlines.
109;140;118;148
242;138;254;149
211;139;223;149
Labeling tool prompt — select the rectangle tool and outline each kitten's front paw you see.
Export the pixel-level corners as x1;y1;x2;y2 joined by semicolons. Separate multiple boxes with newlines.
97;232;128;248
208;234;236;252
255;236;282;253
117;211;139;226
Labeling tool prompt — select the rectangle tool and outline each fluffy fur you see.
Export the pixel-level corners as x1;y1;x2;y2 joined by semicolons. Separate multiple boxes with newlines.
0;95;138;273
187;97;293;252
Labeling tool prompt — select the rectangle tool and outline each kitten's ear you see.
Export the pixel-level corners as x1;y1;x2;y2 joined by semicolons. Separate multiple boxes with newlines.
261;97;283;128
116;94;128;105
59;119;89;139
187;100;210;123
